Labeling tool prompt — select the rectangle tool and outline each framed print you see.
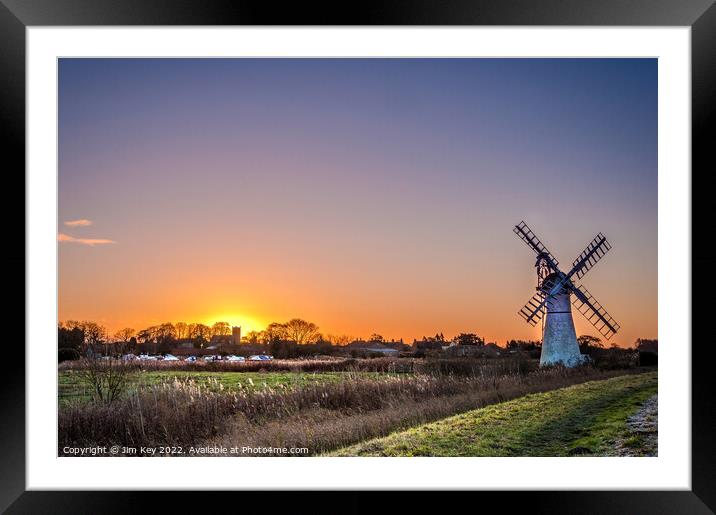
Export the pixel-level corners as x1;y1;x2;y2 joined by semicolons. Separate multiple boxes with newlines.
4;0;715;512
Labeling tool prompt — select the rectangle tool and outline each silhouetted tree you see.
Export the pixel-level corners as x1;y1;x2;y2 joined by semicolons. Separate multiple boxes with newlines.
454;333;484;346
243;330;261;344
635;338;658;366
82;321;107;346
136;327;155;345
635;338;658;352
156;323;176;341
577;334;603;352
174;322;189;339
111;327;136;354
369;333;384;343
190;323;211;340
62;320;82;331
58;323;84;361
283;319;320;344
506;339;541;351
261;322;287;344
114;327;135;343
211;321;231;336
326;334;353;345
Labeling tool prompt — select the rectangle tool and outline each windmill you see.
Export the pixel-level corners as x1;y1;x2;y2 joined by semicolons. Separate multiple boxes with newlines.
513;221;620;367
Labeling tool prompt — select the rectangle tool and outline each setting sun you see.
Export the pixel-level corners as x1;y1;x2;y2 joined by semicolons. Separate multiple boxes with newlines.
202;313;266;335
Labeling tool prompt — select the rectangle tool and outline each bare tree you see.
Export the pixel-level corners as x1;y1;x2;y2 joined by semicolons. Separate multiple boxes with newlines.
114;327;135;343
175;322;189;339
324;334;353;345
81;321;108;348
62;320;82;331
190;323;212;346
261;322;287;344
136;326;156;345
211;321;231;336
77;354;135;404
156;322;177;341
284;319;320;344
243;330;261;344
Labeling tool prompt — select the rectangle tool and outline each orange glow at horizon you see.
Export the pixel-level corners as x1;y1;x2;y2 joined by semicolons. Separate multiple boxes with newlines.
202;313;266;335
57;277;656;347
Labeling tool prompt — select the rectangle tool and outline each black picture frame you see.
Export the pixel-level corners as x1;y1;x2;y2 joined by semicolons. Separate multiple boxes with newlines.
4;1;714;513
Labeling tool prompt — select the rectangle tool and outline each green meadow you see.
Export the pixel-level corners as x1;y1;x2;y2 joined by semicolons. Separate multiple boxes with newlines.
333;372;657;457
58;370;387;405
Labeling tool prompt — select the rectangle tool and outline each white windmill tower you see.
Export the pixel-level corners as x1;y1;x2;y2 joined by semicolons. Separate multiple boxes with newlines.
513;221;620;367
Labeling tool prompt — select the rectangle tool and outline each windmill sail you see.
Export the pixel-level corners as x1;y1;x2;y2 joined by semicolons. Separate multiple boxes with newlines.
513;221;559;267
571;283;620;340
518;290;549;326
569;233;612;280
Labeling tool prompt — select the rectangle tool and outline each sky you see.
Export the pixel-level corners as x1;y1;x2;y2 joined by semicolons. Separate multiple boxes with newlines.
58;58;657;346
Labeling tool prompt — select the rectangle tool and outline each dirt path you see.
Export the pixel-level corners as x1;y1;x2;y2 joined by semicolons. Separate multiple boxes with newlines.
615;394;658;456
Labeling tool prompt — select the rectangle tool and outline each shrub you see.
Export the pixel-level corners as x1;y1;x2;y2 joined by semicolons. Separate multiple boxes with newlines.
638;351;657;367
75;356;136;404
58;348;80;363
587;348;639;370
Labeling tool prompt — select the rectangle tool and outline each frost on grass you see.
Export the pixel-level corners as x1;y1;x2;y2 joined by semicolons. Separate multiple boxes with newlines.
615;394;658;457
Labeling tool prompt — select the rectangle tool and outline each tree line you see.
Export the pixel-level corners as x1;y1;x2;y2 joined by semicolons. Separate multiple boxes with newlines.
58;318;355;356
58;319;657;360
59;319;489;350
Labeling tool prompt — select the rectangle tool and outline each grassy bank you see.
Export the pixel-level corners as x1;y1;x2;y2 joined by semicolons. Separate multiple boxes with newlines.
333;372;657;456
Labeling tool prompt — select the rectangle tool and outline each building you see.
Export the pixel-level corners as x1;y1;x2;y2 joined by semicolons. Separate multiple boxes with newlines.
208;326;242;348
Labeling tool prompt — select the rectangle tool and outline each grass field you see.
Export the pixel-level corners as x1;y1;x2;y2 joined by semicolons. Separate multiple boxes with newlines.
58;370;386;404
332;372;657;456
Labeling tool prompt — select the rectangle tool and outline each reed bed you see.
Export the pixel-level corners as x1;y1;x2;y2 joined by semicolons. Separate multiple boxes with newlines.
58;356;537;375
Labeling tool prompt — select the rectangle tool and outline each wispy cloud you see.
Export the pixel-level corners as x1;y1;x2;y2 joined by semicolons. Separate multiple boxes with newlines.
64;219;93;227
58;233;116;246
